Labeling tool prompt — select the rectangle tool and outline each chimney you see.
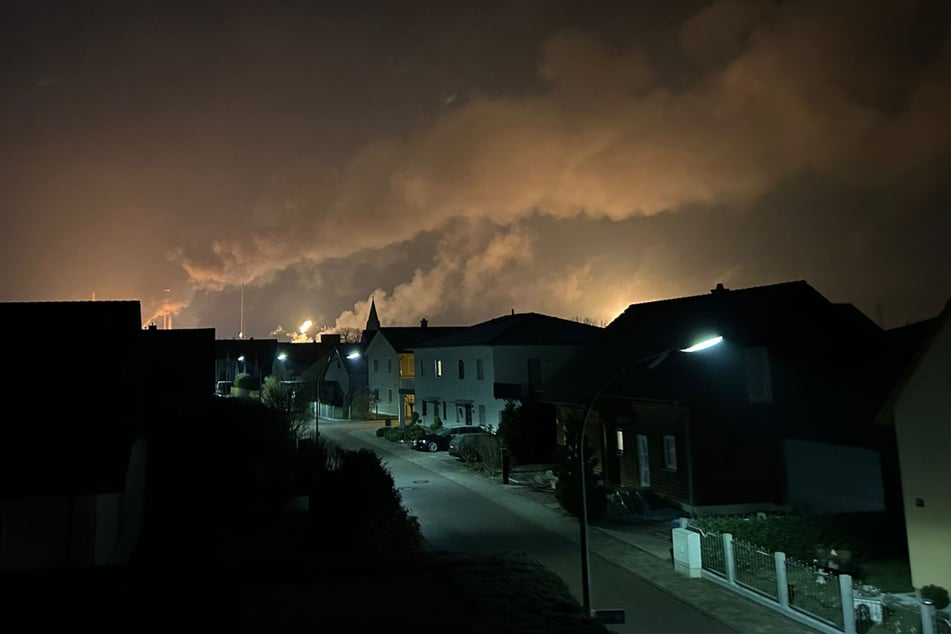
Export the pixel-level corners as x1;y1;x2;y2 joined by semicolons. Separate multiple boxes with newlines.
420;318;428;328
712;283;729;294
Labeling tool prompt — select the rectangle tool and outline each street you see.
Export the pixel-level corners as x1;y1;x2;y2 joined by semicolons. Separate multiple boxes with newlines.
319;419;739;634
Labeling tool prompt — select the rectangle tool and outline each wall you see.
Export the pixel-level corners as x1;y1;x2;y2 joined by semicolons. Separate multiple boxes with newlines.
414;345;497;427
893;314;951;591
365;336;400;418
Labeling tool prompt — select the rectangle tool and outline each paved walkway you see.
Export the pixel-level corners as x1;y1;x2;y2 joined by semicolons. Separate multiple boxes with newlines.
341;421;821;634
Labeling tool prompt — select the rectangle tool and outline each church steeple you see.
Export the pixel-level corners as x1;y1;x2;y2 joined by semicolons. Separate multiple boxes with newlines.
364;297;381;333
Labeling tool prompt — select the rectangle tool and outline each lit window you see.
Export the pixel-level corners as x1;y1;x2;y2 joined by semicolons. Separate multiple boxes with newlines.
663;435;677;471
436;360;443;377
616;429;624;455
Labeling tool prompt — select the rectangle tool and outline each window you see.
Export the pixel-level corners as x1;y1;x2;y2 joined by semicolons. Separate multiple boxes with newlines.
422;401;428;415
442;401;447;419
458;360;465;379
387;358;392;374
636;434;650;487
616;429;625;455
388;389;393;403
435;360;443;377
336;360;341;370
373;358;379;373
476;359;484;380
663;435;677;471
478;405;486;425
419;359;425;377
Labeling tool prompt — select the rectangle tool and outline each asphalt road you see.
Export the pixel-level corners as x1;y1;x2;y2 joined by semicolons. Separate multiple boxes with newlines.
320;419;738;634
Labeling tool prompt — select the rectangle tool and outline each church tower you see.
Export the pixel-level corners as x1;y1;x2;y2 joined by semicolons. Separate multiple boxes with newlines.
362;297;381;342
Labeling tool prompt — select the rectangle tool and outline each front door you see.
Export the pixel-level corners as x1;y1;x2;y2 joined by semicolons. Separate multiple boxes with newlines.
636;434;650;487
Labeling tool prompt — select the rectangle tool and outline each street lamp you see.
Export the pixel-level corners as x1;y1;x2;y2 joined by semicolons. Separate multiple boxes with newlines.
577;335;723;615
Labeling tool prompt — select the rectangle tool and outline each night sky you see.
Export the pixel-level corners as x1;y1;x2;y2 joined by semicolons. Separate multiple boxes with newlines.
2;0;950;339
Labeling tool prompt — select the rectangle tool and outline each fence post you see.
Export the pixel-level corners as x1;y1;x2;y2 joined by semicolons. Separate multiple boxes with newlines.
723;533;736;585
775;551;789;608
921;599;936;634
839;574;855;634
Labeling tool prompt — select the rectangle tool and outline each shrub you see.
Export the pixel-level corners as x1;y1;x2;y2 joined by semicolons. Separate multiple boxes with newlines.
385;428;404;442
553;442;607;521
921;585;950;609
235;372;260;390
316;448;422;551
404;424;427;442
375;427;388;438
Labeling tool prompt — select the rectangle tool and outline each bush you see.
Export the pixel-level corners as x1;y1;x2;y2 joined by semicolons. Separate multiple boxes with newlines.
375;427;388;437
235;372;260;390
691;511;907;564
404;424;427;442
921;585;950;610
316;447;422;551
385;428;404;442
553;442;607;521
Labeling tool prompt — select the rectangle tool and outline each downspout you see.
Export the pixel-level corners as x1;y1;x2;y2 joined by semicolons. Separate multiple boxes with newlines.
683;406;695;510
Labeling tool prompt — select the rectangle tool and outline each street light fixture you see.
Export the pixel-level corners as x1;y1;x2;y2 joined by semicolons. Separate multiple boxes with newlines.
577;335;723;615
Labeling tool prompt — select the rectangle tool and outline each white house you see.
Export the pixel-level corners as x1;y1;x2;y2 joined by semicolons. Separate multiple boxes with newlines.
412;312;602;429
879;297;951;592
320;342;367;419
364;319;465;427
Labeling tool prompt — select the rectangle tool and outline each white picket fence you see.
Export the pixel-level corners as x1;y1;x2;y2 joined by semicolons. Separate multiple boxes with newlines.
672;524;941;634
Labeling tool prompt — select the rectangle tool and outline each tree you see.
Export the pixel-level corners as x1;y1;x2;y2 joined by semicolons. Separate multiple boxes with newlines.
497;399;557;465
554;413;607;521
261;375;310;440
348;386;378;419
337;327;364;343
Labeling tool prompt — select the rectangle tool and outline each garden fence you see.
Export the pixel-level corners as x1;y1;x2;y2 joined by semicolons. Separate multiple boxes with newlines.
682;522;939;634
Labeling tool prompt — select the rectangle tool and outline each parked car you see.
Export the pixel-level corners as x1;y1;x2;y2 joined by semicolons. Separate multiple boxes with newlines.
448;428;494;460
412;425;486;452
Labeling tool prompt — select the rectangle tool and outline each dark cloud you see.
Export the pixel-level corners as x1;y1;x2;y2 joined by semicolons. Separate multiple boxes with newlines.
1;0;949;334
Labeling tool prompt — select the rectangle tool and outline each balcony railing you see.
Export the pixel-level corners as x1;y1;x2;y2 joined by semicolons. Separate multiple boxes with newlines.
399;377;415;391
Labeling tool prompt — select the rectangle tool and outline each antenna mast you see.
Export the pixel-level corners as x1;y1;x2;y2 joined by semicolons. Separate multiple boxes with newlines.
239;284;245;338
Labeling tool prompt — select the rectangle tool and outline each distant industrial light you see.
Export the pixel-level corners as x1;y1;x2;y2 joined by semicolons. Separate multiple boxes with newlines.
346;352;361;359
237;355;245;362
278;353;287;361
680;336;723;353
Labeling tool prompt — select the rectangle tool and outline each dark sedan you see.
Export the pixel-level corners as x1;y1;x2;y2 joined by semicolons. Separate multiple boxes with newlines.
412;425;486;452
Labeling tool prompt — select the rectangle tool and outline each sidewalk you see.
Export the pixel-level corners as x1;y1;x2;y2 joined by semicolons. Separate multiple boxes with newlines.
363;428;819;634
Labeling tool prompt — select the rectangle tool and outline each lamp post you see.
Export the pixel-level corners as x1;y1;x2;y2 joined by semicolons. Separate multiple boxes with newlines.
577;335;722;615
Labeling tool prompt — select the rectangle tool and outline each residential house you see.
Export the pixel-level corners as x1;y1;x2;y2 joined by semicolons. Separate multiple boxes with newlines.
319;341;368;419
876;297;951;592
214;337;278;397
542;281;919;516
412;311;602;430
364;317;466;427
272;338;339;416
0;300;146;569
